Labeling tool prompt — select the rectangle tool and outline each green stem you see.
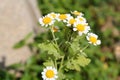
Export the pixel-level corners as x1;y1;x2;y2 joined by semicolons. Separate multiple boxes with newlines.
81;44;90;51
64;29;74;52
54;59;57;69
58;56;64;72
50;26;60;70
50;26;60;52
51;26;57;45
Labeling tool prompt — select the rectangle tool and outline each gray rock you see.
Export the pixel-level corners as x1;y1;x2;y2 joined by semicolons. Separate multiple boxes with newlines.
0;0;41;66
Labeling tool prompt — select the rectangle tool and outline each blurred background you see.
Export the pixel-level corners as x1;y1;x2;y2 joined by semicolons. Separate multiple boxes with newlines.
0;0;120;80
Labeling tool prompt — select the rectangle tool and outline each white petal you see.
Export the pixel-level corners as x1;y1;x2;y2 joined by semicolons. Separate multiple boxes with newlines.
63;20;67;22
54;75;58;78
78;32;83;36
93;43;97;46
86;26;90;31
44;69;47;72
88;42;92;44
86;36;89;41
39;18;42;22
51;78;55;80
49;79;52;80
67;24;71;26
84;28;89;34
97;40;101;45
41;72;45;75
73;28;77;31
46;79;49;80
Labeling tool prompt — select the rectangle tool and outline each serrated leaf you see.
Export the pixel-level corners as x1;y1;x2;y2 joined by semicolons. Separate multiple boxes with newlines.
76;55;91;67
71;60;81;71
58;71;66;80
69;36;81;56
66;60;74;70
70;36;80;52
38;43;61;59
66;54;90;71
43;60;54;67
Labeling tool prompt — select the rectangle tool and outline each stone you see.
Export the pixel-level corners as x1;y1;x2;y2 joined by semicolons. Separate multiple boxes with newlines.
0;0;41;67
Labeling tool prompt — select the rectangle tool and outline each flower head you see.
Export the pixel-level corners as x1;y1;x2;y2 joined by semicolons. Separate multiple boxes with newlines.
71;11;83;16
76;16;86;23
57;14;71;22
39;15;54;27
73;22;90;36
48;12;59;19
66;16;77;26
42;66;58;80
86;33;101;45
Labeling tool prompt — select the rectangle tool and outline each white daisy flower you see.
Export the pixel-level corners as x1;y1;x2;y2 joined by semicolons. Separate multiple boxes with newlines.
76;16;87;23
48;12;59;19
66;16;77;26
41;66;58;80
39;15;54;27
57;14;71;22
73;22;90;36
71;10;84;16
86;33;101;46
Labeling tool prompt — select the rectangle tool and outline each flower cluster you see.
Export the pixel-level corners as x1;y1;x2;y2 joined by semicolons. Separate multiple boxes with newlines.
39;11;101;46
39;11;101;80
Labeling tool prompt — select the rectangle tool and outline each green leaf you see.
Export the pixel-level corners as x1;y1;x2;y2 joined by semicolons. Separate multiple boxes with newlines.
29;65;43;72
69;36;81;55
43;59;54;67
7;63;22;69
26;56;37;66
66;54;90;71
24;32;33;41
76;54;91;67
58;71;66;80
13;40;26;49
21;71;32;80
13;32;33;49
38;42;61;59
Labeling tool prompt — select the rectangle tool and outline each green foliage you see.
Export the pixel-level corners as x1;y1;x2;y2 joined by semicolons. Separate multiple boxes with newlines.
69;36;81;54
13;32;33;49
43;59;54;67
0;69;14;80
66;54;90;71
38;42;61;59
37;29;91;75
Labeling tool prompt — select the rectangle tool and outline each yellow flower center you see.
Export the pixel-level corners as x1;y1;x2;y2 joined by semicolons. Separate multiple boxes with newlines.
90;36;97;43
69;19;76;24
51;14;56;18
43;17;52;24
59;14;67;20
79;18;84;21
73;11;80;15
76;24;85;31
46;70;54;78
